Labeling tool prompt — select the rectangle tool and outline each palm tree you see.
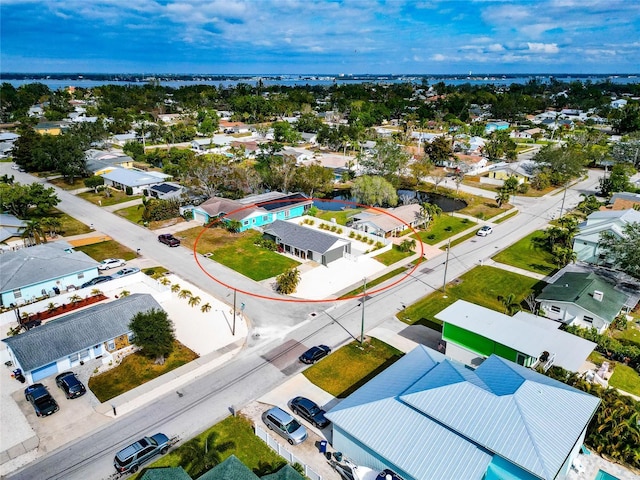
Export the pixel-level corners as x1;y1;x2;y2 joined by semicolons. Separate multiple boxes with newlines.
47;302;58;312
119;290;131;297
21;219;46;246
69;294;82;304
188;296;201;308
158;277;171;287
276;267;301;294
178;431;234;478
200;302;212;314
40;217;61;238
178;289;192;299
171;283;181;294
495;189;511;208
499;293;521;315
90;288;102;297
420;202;442;229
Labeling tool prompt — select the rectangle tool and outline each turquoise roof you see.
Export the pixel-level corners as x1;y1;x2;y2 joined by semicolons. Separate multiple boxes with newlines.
197;455;259;480
141;467;191;480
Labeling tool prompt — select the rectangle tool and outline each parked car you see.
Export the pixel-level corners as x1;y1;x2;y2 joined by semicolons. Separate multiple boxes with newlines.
114;433;171;474
81;275;112;289
158;233;180;247
262;407;308;445
376;469;405;480
290;396;330;428
55;372;86;399
299;345;331;364
98;258;126;270
476;225;493;237
25;383;59;417
112;267;140;278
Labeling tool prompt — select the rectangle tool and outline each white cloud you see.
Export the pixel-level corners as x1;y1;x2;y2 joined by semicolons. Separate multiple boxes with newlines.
488;43;504;52
527;42;560;54
431;53;447;61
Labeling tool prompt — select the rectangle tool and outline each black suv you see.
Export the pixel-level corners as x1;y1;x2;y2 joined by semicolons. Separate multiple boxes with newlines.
25;383;59;417
55;372;86;399
158;234;180;247
114;433;171;474
290;396;330;428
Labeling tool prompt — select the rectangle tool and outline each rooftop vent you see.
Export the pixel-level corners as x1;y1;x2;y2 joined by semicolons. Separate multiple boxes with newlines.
593;290;604;302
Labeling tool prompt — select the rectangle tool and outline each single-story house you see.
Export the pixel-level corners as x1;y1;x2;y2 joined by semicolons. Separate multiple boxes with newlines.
262;220;350;266
325;345;600;480
2;294;162;383
191;135;235;151
511;127;543;139
453;153;487;174
192;192;313;232
0;132;20;143
601;192;640;211
488;164;533;184
611;99;628;109
300;132;317;145
0;213;27;248
143;182;185;200
436;300;596;371
85;149;134;175
349;204;424;238
280;147;313;164
101;167;172;195
230;140;260;157
536;272;629;333
0;241;99;308
110;132;138;146
34;121;69;136
572;209;640;265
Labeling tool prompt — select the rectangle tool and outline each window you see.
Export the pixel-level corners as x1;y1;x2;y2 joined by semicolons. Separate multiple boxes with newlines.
77;272;84;279
252;218;256;224
263;215;268;222
107;340;116;350
243;220;249;226
13;289;22;299
551;306;561;313
80;349;90;360
284;210;290;218
583;316;593;324
69;353;79;363
127;332;134;342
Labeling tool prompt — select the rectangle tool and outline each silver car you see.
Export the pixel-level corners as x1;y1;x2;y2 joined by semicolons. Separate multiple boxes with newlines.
262;407;308;445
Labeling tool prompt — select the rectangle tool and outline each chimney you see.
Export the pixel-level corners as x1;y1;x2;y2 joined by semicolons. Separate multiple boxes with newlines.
593;290;604;302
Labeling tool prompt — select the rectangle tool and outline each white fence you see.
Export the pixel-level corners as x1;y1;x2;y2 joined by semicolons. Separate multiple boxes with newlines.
254;424;323;480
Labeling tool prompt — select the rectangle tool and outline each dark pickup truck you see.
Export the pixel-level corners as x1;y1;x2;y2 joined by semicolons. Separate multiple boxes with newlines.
158;234;180;247
25;383;59;417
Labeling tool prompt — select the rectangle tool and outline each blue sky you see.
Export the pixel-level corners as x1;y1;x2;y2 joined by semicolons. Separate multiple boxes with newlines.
1;0;639;74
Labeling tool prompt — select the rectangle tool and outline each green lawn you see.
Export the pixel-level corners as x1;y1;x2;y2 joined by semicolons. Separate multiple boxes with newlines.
88;341;198;402
314;208;362;225
136;415;287;479
340;266;409;298
302;338;403;398
115;204;144;225
374;245;414;266
75;239;137;261
412;216;474;245
449;229;480;247
32;208;91;237
78;190;142;207
492;231;557;275
609;363;640;396
613;325;640;346
494;210;519;224
180;228;299;281
143;266;170;278
48;177;87;190
397;266;544;327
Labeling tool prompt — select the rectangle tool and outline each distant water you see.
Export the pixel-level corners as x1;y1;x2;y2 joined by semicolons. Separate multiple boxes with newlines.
314;190;467;212
2;74;638;91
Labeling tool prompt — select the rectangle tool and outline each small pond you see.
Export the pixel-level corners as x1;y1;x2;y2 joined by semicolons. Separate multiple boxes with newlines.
313;189;467;212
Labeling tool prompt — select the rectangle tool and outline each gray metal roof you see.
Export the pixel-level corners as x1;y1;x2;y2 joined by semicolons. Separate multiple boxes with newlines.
436;300;596;371
0;242;99;292
102;167;171;187
3;294;163;372
263;220;348;254
326;345;600;480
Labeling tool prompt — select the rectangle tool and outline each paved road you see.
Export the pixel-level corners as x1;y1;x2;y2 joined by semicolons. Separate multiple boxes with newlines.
2;164;602;479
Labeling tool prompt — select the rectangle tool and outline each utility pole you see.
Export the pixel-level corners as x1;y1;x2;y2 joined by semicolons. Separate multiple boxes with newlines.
232;289;237;336
559;181;568;218
442;239;451;293
360;278;366;345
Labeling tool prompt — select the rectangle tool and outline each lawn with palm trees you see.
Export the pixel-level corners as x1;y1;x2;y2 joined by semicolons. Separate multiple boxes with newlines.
492;230;558;275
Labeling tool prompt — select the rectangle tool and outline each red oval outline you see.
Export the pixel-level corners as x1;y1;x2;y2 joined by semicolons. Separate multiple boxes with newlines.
192;197;424;302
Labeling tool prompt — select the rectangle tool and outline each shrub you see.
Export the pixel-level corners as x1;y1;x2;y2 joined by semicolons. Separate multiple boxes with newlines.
125;186;133;195
349;231;356;238
518;183;530;194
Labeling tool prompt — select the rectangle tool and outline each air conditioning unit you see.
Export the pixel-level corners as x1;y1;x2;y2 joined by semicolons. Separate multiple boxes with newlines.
593;290;604;302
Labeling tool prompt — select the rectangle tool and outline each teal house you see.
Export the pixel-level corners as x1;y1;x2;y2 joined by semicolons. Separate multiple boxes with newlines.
191;192;312;232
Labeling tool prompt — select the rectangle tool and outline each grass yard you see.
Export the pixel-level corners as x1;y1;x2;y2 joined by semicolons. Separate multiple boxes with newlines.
340;266;408;298
88;341;198;402
609;363;640;397
180;227;299;281
303;338;403;398
115;204;144;225
374;245;414;266
75;239;137;261
613;325;640;345
48;177;87;190
78;190;142;207
143;266;170;278
492;230;557;275
412;215;474;245
494;210;519;224
31;208;91;237
449;229;480;247
397;266;544;327
136;415;286;479
314;208;362;225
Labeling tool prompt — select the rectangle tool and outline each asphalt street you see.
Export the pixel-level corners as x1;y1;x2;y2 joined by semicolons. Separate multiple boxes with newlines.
1;164;602;480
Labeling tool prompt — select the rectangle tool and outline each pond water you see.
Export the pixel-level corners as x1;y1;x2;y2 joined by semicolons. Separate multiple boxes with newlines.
313;189;467;212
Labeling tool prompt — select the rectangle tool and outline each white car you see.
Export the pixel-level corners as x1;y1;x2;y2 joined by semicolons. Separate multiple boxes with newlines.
476;226;493;237
97;258;126;270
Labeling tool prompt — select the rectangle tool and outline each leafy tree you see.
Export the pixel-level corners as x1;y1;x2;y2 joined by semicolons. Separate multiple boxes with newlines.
129;308;175;364
84;175;105;193
123;141;145;161
292;162;334;198
295;112;323;133
359;140;410;185
184;154;235;197
599;222;640;278
576;194;604;215
0;182;60;218
197;109;220;141
351;176;398;207
276;267;301;294
178;431;234;478
21;219;46;246
40;217;61;237
423;136;453;165
599;163;633;197
398;238;416;252
484;130;517;161
532;144;588;186
611;133;640;168
272;121;301;144
611;103;640;134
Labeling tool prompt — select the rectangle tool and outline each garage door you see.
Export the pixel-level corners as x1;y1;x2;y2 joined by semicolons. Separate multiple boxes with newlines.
31;362;58;382
192;209;208;224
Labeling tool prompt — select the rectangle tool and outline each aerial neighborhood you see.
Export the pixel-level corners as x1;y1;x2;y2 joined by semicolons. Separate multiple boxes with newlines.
1;75;639;480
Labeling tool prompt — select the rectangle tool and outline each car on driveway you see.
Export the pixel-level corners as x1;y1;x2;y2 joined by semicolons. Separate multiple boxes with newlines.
55;372;86;399
112;267;140;278
81;275;112;289
262;407;308;445
476;225;493;237
25;383;59;417
114;433;171;474
98;258;126;270
289;396;330;428
299;345;331;364
158;234;180;247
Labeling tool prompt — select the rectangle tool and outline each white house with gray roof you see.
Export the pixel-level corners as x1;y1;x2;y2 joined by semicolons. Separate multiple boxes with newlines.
325;345;599;480
3;294;162;383
101;167;172;195
0;242;99;308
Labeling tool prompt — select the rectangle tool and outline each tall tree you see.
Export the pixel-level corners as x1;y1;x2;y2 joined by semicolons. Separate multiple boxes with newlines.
359;140;410;186
424;136;453;165
178;431;235;478
599;222;640;278
351;175;398;207
129;308;175;364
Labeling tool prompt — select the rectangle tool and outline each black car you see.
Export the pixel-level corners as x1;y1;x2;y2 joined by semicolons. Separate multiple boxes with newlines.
25;383;59;417
55;372;86;399
376;469;405;480
290;396;330;428
81;275;112;289
114;433;171;474
158;234;180;247
299;345;331;364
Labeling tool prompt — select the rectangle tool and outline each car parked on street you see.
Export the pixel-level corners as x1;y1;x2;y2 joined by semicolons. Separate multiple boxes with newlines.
97;258;126;270
289;396;330;428
158;234;180;247
262;407;308;445
55;372;86;399
81;275;112;289
112;267;140;278
299;345;331;364
476;225;493;237
114;433;171;474
25;383;59;417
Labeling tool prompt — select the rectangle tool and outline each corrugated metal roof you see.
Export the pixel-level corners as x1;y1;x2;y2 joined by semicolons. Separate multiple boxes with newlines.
326;346;600;480
263;220;348;255
102;167;171;187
